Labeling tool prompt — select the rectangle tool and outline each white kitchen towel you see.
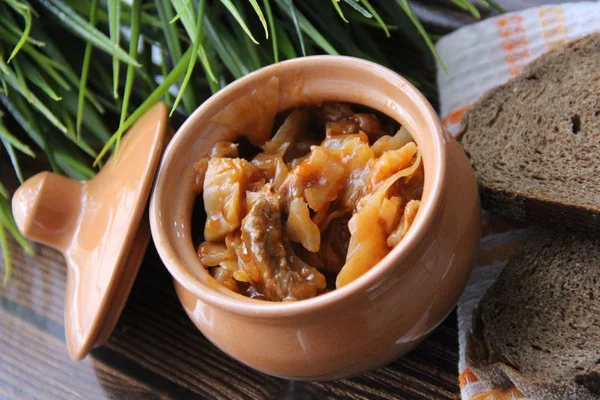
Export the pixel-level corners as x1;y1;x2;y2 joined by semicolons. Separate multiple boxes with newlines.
434;2;600;399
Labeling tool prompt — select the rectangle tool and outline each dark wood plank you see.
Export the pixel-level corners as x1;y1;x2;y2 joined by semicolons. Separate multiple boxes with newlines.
1;234;460;400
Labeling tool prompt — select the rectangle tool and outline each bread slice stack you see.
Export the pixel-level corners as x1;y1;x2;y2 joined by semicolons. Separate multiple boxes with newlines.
460;33;600;399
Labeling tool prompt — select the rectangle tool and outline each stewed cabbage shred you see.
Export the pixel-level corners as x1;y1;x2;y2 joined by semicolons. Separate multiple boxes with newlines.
193;102;423;301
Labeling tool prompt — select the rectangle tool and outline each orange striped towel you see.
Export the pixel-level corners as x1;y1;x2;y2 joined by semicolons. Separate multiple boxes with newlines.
435;3;600;399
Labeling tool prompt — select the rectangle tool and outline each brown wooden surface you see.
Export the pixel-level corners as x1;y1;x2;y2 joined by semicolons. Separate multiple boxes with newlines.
0;231;461;400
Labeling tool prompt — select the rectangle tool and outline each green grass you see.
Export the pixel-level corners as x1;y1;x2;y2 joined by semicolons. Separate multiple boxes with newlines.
0;0;497;283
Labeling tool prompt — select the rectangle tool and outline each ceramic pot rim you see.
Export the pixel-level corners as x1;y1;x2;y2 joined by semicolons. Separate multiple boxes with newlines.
150;55;447;318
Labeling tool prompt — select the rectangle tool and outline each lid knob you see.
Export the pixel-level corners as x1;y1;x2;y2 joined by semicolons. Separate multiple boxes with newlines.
12;172;83;251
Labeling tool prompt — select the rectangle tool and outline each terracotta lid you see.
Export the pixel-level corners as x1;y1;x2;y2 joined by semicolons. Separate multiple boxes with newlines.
11;103;169;359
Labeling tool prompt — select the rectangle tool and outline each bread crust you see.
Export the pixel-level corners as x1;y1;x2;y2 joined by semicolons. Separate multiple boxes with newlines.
467;306;600;400
479;185;600;233
458;32;600;233
466;230;600;399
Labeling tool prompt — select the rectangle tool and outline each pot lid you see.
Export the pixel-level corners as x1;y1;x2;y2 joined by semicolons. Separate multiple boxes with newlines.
11;102;169;359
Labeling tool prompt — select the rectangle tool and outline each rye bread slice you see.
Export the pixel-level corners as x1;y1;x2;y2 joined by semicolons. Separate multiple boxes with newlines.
466;229;600;399
459;33;600;231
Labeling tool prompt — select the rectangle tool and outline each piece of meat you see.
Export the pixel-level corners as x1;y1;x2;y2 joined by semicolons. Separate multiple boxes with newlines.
353;113;384;139
326;119;361;137
322;102;355;122
323;102;385;141
237;191;326;301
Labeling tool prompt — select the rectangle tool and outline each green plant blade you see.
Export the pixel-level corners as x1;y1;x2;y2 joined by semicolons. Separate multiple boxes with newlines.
0;17;45;47
54;151;95;180
201;39;225;93
156;0;182;59
95;46;193;165
37;0;140;66
248;0;269;39
1;93;61;174
63;0;163;29
273;19;297;59
108;0;121;98
171;0;206;116
5;0;32;62
19;58;62;101
262;0;278;62
343;0;372;17
29;23;105;113
393;0;447;73
278;2;338;55
170;0;217;83
25;51;71;91
479;0;504;12
350;3;393;35
219;0;259;44
2;70;67;133
330;0;348;23
0;192;33;255
224;5;261;72
0;183;8;199
0;24;72;91
12;59;31;102
0;138;24;182
77;0;99;137
155;0;195;111
61;90;111;144
0;120;35;157
298;1;359;55
158;53;172;105
204;18;247;78
451;0;480;18
1;93;44;149
170;0;191;23
280;0;305;56
0;221;11;285
0;76;8;95
118;0;141;150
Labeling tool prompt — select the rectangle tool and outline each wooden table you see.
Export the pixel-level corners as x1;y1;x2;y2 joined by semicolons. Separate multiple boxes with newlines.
1;232;461;400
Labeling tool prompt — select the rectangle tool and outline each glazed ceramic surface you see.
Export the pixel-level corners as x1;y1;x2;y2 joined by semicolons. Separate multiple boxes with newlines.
12;103;169;360
150;56;480;380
